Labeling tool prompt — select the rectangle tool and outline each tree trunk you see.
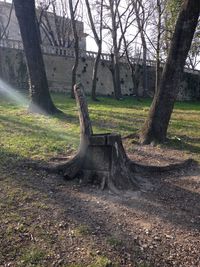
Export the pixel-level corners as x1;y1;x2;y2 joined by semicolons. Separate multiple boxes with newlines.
155;0;162;95
141;36;148;96
85;0;103;101
140;0;200;144
91;45;101;101
69;0;79;99
155;44;161;95
131;64;140;99
13;0;59;114
120;25;140;99
113;54;122;99
71;37;79;99
134;0;148;96
109;0;122;100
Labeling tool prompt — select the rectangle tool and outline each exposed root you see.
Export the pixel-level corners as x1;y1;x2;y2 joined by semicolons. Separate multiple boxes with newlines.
23;83;198;196
23;155;196;197
130;158;196;173
63;154;83;179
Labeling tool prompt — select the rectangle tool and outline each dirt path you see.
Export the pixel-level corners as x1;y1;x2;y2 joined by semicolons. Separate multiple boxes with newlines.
0;145;200;266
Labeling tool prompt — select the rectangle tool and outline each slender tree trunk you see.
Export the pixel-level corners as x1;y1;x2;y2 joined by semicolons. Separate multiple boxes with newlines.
155;0;162;94
134;1;148;96
113;53;122;99
69;0;79;98
109;0;122;100
109;53;116;95
131;64;140;99
91;44;101;101
119;15;141;99
140;0;200;144
13;0;58;114
125;57;140;99
141;35;148;96
85;0;103;101
155;43;161;94
71;35;79;99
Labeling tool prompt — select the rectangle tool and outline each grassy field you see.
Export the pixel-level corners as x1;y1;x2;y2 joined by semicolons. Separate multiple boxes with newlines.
0;92;200;266
0;93;200;164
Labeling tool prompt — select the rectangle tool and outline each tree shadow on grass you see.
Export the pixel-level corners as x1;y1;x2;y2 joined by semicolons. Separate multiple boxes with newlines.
128;148;188;165
1;146;199;234
1;147;199;266
52;108;79;123
164;137;200;155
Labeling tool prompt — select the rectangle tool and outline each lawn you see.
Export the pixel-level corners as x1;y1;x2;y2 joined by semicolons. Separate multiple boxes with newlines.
0;92;200;164
0;92;200;267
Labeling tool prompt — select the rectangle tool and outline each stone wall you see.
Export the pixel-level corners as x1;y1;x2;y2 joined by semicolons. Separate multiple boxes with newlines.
0;46;200;101
0;47;28;89
0;1;86;50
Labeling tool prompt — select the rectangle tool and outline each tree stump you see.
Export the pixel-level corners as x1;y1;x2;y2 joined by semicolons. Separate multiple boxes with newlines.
35;83;194;194
62;83;142;193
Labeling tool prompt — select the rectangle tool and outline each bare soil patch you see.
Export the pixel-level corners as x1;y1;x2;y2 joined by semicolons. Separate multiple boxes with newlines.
0;145;200;266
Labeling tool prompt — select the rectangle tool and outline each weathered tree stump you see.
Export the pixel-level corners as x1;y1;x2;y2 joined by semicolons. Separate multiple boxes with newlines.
29;83;195;194
62;83;142;193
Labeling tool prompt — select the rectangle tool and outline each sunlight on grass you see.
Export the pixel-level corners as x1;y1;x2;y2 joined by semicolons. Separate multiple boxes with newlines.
0;79;28;107
0;93;200;164
0;95;79;162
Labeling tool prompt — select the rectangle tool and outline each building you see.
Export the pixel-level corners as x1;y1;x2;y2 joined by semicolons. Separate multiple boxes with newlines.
0;0;87;50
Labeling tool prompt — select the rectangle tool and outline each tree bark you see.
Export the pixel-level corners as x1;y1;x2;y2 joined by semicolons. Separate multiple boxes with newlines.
140;0;200;144
13;0;59;114
155;0;164;95
91;45;101;101
85;0;103;101
113;55;122;99
69;0;79;99
134;0;148;96
131;64;140;99
109;0;122;100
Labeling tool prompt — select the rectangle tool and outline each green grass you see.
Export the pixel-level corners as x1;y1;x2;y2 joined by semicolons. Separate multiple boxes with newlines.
0;92;200;164
20;247;46;266
0;92;199;266
0;94;200;164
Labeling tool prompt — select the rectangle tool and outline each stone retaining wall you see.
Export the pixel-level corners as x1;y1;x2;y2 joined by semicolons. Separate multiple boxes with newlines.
0;47;199;101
